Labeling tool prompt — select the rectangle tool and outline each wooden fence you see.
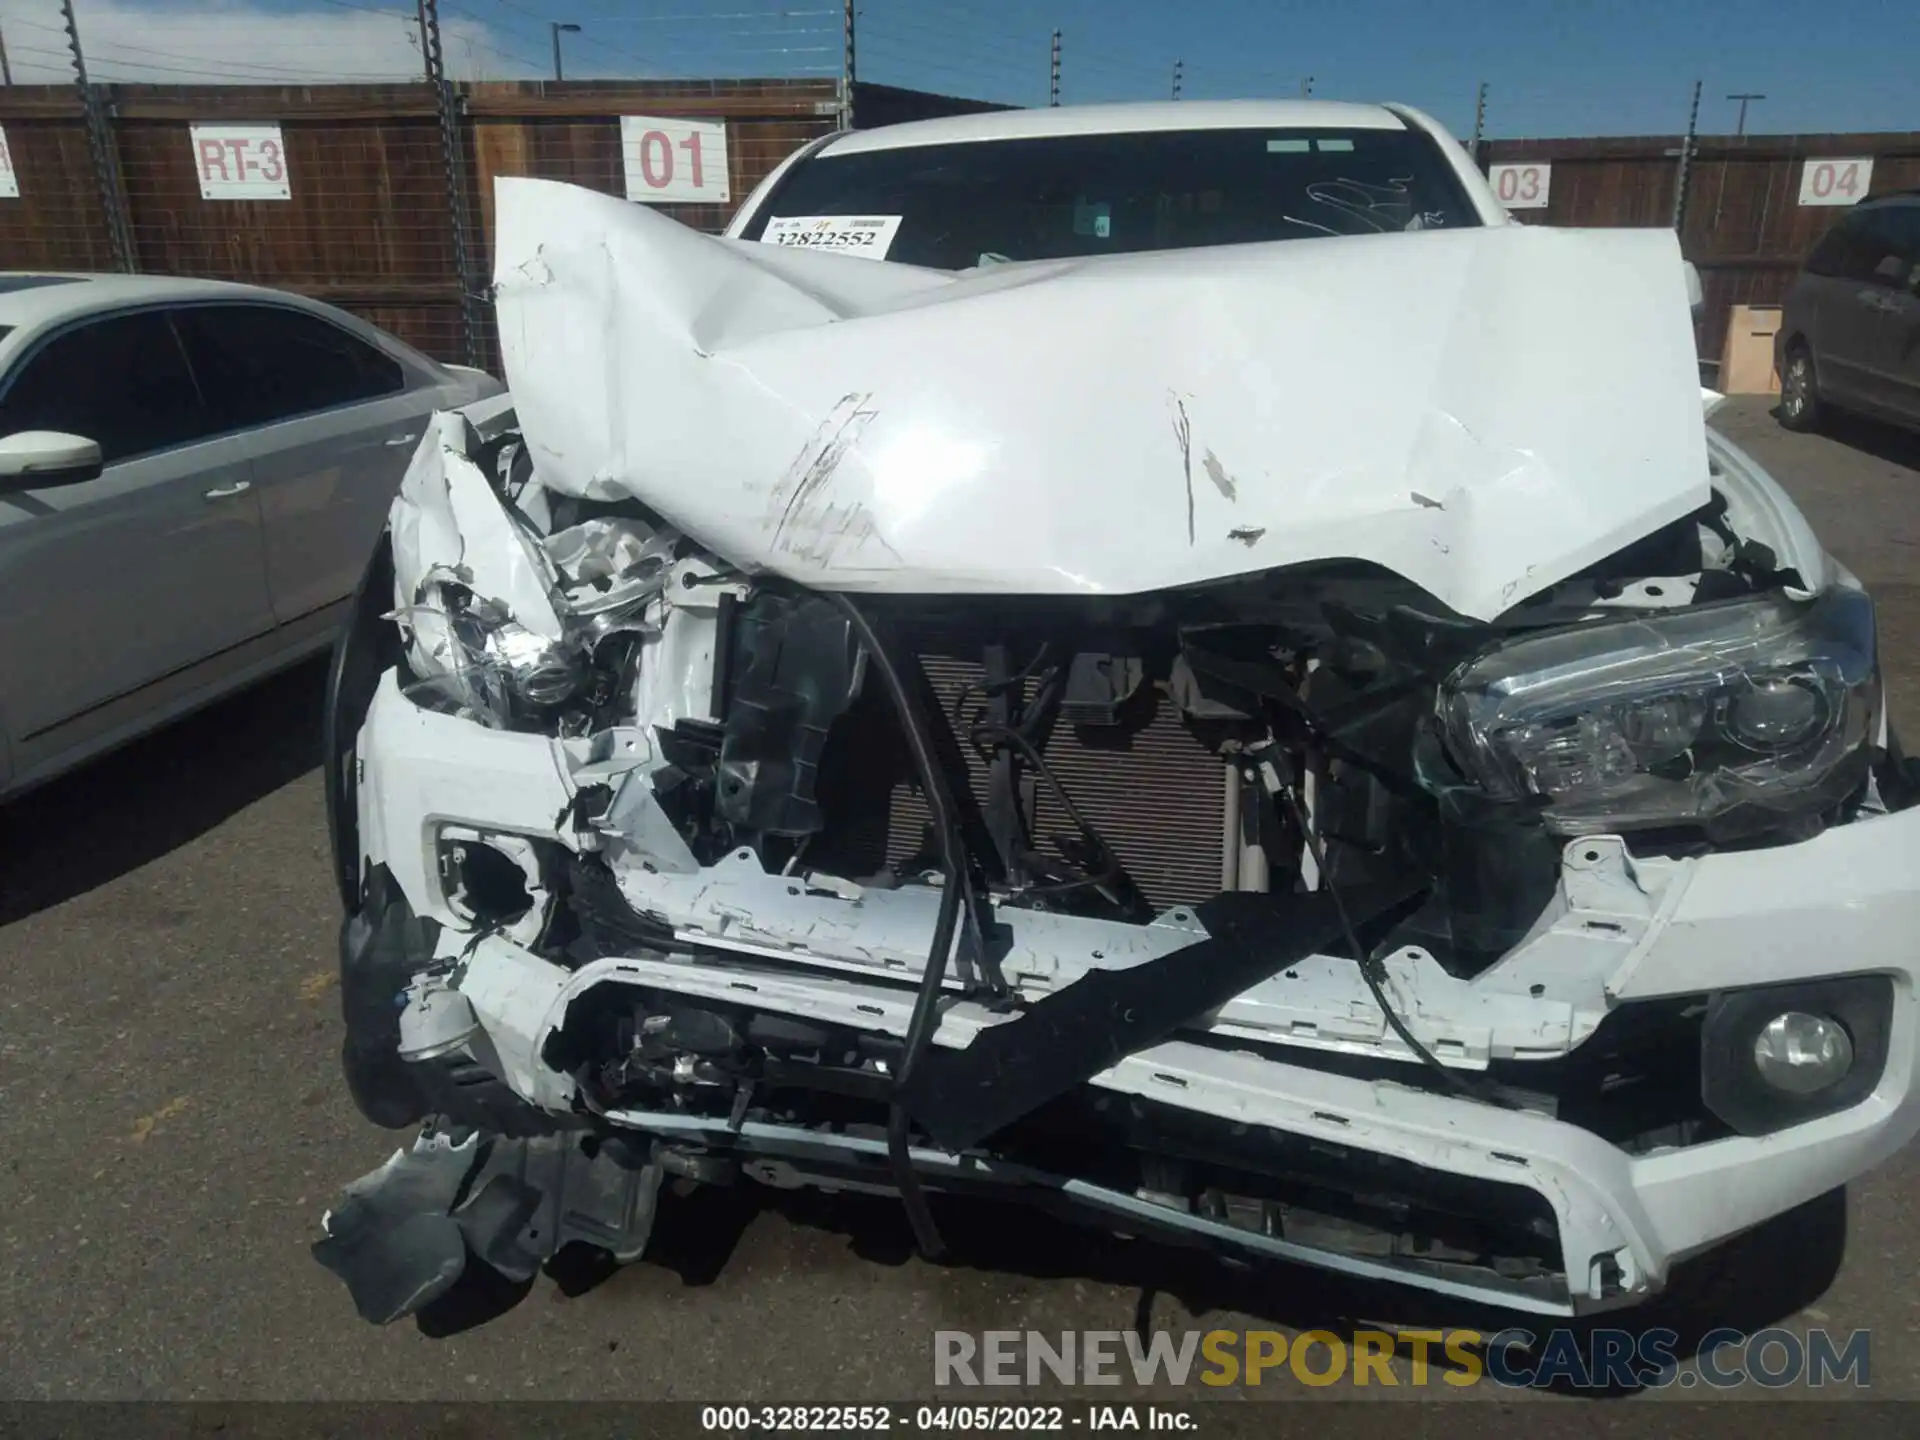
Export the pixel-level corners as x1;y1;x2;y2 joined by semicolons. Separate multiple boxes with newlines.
1;84;1915;375
0;79;999;370
1482;132;1920;363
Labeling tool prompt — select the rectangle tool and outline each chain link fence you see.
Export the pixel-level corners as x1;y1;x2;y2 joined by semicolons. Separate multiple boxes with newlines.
2;2;1917;375
0;74;1004;369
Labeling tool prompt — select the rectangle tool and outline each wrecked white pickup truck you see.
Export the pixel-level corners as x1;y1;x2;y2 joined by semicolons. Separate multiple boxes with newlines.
313;101;1920;1327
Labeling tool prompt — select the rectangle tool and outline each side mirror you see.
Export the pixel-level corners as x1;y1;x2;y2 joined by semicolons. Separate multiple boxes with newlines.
0;431;104;493
1683;261;1705;319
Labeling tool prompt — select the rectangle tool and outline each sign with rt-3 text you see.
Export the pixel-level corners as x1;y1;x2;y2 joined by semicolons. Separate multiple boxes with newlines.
1487;162;1551;210
621;115;730;205
190;124;291;201
0;126;19;199
1797;157;1873;206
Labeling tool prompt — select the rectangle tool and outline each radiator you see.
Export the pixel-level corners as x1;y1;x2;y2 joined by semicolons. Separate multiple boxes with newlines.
880;655;1229;910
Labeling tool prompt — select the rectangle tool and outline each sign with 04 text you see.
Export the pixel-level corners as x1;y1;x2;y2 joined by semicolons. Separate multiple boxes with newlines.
190;124;291;200
1797;157;1874;207
621;116;730;205
1487;162;1551;211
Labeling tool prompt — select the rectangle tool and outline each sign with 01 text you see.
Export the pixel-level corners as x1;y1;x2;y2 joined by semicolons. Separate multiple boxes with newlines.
190;123;291;200
0;126;19;199
1797;157;1874;207
621;116;730;205
1487;162;1550;211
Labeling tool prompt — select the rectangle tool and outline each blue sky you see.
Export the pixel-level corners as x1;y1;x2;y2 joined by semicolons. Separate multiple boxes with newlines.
0;0;1912;139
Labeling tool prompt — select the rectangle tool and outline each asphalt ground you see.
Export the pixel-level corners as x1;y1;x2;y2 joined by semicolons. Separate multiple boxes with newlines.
4;395;1920;1412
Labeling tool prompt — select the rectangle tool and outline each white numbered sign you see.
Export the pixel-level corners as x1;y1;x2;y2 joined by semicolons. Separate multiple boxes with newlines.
1798;158;1874;207
0;126;18;199
1488;163;1551;211
190;124;291;201
621;116;730;205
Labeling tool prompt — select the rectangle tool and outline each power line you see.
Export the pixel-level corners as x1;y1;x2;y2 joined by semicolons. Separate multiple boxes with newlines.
317;0;418;17
4;38;408;86
82;36;419;80
464;0;720;75
579;5;838;20
499;0;858;76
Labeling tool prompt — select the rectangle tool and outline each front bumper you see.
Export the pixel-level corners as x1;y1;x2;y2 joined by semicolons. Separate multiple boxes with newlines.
333;666;1920;1317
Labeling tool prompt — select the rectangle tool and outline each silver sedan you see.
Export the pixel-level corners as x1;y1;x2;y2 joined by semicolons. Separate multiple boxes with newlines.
0;273;500;799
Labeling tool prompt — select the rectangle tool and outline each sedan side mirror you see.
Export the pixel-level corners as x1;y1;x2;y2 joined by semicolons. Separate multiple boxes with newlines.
0;431;104;493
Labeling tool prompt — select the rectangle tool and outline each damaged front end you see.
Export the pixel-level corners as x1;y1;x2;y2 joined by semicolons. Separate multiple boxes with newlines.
316;183;1920;1326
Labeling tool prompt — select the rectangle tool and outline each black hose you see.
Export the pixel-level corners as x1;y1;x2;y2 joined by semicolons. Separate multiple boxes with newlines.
967;719;1145;916
825;591;964;1258
949;642;1055;735
1276;773;1512;1110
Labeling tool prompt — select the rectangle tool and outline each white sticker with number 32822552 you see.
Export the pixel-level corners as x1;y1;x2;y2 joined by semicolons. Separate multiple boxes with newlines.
760;215;904;259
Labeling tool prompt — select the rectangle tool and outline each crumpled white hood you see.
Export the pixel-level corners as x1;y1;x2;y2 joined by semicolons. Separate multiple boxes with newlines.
492;177;1709;621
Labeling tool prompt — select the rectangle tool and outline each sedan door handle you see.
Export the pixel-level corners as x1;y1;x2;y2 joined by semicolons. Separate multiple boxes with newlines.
203;479;252;501
384;431;421;448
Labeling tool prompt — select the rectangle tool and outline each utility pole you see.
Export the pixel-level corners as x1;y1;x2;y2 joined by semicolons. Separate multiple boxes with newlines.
1726;91;1765;136
1049;28;1060;107
1170;58;1182;102
0;22;13;86
1671;78;1702;232
1470;80;1488;165
63;0;132;271
550;21;580;82
420;0;480;367
838;0;855;130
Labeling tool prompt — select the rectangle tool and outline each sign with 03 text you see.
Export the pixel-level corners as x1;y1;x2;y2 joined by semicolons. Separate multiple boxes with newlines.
621;116;730;205
761;215;904;259
190;123;291;200
1487;162;1551;211
1797;157;1874;207
0;126;19;198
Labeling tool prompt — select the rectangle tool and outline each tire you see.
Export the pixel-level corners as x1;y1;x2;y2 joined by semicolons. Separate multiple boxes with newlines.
1778;343;1823;432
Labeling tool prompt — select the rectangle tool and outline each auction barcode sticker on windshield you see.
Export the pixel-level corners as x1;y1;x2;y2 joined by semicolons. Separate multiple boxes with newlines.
761;215;903;259
0;126;18;198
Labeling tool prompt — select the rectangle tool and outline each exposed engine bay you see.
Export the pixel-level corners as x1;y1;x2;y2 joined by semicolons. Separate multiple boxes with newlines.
316;398;1909;1325
314;181;1920;1329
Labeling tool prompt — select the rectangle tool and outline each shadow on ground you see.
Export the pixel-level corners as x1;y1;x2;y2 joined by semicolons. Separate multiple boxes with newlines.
418;1162;1847;1396
1790;406;1920;471
0;657;329;924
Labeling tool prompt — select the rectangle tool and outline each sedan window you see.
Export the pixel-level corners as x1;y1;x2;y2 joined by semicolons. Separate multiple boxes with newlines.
1803;216;1863;279
0;310;210;464
172;304;408;432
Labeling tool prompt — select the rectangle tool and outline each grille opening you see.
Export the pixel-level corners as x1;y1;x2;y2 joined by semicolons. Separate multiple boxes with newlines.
808;650;1230;911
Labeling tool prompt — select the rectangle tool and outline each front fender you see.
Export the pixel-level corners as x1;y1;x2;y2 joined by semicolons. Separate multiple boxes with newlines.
324;530;399;911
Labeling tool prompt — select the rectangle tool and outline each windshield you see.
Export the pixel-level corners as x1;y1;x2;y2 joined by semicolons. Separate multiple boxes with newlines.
740;125;1481;271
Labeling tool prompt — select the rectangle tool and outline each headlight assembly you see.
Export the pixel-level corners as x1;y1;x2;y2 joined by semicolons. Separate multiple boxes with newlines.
1437;586;1876;837
393;577;587;729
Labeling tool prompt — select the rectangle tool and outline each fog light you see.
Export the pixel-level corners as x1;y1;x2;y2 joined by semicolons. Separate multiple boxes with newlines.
1752;1011;1854;1094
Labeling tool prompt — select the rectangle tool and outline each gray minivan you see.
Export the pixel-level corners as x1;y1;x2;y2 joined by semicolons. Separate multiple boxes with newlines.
1777;191;1920;433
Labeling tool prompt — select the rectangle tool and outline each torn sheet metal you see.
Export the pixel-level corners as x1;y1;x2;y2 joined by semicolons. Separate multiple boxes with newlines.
390;412;563;643
385;413;684;727
492;177;1709;621
312;1128;663;1324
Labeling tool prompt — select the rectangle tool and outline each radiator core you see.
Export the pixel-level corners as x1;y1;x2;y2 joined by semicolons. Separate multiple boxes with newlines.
876;654;1229;910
